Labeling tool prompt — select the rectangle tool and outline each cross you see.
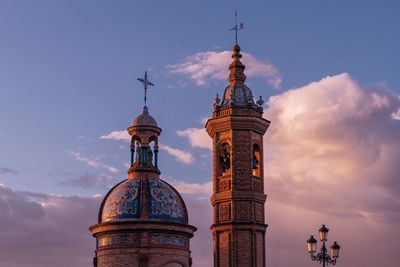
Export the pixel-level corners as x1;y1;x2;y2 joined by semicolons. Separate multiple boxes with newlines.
137;71;154;106
229;11;244;45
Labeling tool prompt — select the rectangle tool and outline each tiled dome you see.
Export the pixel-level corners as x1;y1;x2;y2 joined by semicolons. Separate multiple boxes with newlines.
99;177;187;224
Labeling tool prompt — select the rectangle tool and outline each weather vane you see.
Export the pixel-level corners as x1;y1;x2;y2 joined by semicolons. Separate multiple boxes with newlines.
229;11;244;45
137;71;154;106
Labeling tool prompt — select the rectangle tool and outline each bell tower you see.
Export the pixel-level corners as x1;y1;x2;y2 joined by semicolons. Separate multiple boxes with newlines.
205;44;270;267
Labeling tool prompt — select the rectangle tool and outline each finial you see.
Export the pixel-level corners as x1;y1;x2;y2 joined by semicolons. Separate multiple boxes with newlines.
229;11;244;46
137;71;154;107
213;93;220;109
257;96;264;107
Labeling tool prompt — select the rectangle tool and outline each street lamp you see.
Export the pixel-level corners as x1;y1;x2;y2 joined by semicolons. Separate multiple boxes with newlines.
307;225;341;266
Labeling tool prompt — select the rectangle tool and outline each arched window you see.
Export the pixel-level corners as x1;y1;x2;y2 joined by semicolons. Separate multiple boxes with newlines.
219;143;231;176
252;144;261;177
149;135;159;168
130;136;141;167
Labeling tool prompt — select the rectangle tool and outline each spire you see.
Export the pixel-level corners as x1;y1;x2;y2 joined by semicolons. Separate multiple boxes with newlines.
213;14;264;112
228;44;246;85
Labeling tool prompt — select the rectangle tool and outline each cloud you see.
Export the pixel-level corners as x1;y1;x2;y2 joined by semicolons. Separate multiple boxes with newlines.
0;184;101;267
175;73;400;223
60;173;114;189
263;73;400;223
392;107;400;120
177;128;212;150
0;183;213;267
173;73;400;267
68;150;119;173
167;50;282;88
100;130;130;141
166;179;212;195
2;178;399;267
0;167;19;175
159;143;194;164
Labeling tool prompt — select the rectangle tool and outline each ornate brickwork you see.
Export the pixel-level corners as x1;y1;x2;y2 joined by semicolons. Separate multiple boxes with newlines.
150;233;188;248
236;202;251;220
218;177;231;192
98;234;139;247
219;202;231;222
233;131;252;190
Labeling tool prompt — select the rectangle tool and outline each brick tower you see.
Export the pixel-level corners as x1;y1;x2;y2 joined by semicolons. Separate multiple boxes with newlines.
205;44;270;267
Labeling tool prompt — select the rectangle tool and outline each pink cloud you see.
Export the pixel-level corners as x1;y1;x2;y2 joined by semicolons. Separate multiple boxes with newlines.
0;184;100;267
177;128;211;150
166;179;212;195
175;73;400;267
392;107;400;120
0;184;214;267
100;130;130;141
168;51;282;89
159;143;195;164
264;73;400;222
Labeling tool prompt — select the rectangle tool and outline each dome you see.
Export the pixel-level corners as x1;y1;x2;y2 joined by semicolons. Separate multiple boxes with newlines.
131;106;158;127
220;83;256;108
100;177;188;224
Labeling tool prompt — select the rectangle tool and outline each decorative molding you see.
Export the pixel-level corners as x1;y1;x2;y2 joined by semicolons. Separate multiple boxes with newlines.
236;202;251;220
218;178;231;192
150;233;187;248
98;234;139;247
219;202;231;222
233;131;252;190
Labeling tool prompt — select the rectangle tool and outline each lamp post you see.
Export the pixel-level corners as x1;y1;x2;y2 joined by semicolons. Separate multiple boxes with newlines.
307;225;341;267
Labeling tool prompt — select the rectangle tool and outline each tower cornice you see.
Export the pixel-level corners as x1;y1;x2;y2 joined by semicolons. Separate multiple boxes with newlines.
210;191;267;205
205;111;270;138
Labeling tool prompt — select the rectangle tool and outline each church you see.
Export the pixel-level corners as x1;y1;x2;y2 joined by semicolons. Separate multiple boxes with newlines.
89;40;270;267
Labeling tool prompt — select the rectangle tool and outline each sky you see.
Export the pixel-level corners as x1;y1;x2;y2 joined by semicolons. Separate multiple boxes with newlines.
0;0;400;266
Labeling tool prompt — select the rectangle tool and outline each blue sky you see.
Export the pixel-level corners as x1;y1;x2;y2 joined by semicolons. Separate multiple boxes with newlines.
1;1;400;267
1;0;399;195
